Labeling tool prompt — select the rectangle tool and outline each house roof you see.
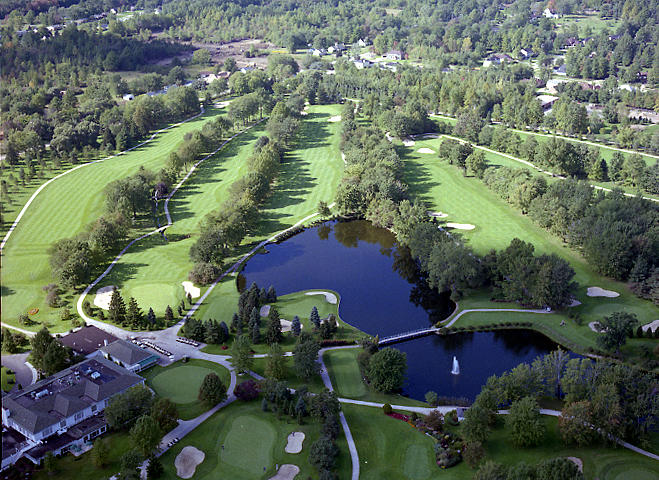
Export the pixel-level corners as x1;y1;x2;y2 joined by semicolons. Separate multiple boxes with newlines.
59;326;118;356
1;357;143;437
100;339;157;366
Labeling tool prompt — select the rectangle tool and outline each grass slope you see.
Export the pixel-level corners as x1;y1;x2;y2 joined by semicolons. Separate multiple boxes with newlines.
142;359;231;420
401;138;658;353
1;107;224;332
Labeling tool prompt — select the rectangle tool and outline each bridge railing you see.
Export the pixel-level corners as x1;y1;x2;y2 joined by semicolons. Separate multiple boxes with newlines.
379;327;439;343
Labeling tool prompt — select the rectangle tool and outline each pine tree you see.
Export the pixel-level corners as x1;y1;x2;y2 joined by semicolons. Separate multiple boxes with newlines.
249;307;260;329
231;312;242;333
265;342;286;379
259;287;268;304
146;308;156;328
266;307;283;345
126;297;143;330
164;305;174;326
251;322;260;344
219;321;229;342
108;289;126;326
187;293;192;305
291;316;301;336
267;285;277;302
310;306;320;329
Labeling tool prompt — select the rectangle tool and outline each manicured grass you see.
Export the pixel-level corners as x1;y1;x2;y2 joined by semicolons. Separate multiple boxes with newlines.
201;289;361;356
341;404;443;480
158;400;351;479
1;366;15;392
556;13;621;35
33;431;133;480
400;139;659;357
451;415;659;480
323;348;427;407
1;106;225;333
249;356;326;393
89;121;266;319
142;359;231;420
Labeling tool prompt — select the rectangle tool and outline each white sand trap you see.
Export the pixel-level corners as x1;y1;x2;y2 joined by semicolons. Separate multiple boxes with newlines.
417;147;435;154
568;299;582;307
567;457;583;473
269;464;300;480
215;101;231;108
260;305;271;317
642;320;659;333
586;287;619;298
328;115;341;122
175;446;205;479
588;321;603;333
428;211;448;218
305;291;337;304
300;111;308;116
385;132;394;142
285;432;305;454
403;139;415;147
94;286;116;310
182;281;201;299
446;223;475;230
341;152;346;165
280;320;303;333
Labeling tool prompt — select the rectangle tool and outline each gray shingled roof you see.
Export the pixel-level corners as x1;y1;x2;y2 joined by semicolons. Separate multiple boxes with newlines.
100;339;156;366
1;357;143;437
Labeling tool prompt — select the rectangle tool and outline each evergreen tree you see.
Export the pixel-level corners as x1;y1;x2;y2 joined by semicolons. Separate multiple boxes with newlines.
231;335;253;373
187;293;192;305
126;297;143;330
266;307;283;344
205;320;220;344
219;321;229;342
310;306;320;329
259;287;268;304
251;321;261;344
249;306;260;329
108;289;126;326
231;312;243;334
267;285;277;302
265;342;286;379
164;305;174;326
291;315;302;336
146;308;156;328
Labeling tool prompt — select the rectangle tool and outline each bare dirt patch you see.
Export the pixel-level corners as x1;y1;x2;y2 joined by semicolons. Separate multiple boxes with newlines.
175;446;205;479
285;432;305;454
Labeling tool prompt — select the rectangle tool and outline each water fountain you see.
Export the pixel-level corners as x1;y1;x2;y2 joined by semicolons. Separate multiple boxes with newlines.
451;356;460;375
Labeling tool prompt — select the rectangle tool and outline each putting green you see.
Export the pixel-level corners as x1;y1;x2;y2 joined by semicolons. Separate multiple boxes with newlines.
221;415;276;475
149;365;218;404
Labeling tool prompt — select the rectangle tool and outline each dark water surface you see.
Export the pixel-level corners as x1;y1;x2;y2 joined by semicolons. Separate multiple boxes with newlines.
242;220;566;400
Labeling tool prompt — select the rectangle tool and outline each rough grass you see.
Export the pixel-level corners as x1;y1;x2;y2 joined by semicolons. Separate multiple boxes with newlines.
1;366;15;392
249;356;326;393
142;359;231;420
1;107;224;332
400;139;659;356
158;400;352;479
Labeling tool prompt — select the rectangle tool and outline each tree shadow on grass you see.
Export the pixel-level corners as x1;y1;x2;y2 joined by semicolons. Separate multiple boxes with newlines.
397;147;440;202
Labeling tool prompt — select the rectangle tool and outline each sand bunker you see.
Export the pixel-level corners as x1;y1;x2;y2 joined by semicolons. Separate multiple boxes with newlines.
568;299;582;307
642;320;659;333
588;321;603;333
428;211;448;218
215;101;231;108
175;446;205;479
417;147;436;154
402;139;415;147
586;287;619;298
269;464;300;480
341;152;346;165
328;115;341;122
446;223;475;230
305;291;337;304
567;457;583;473
93;286;116;310
182;281;200;299
260;305;271;317
285;432;305;454
385;132;394;142
280;319;303;333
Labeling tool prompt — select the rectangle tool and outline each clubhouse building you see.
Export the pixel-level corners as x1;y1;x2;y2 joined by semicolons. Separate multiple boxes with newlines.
1;356;144;469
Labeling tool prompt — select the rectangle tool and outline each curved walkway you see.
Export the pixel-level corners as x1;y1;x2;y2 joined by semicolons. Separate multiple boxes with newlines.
0;107;208;252
442;307;554;328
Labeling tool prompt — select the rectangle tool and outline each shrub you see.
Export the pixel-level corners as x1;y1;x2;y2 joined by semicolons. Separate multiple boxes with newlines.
463;441;485;468
234;380;260;401
188;262;221;285
424;410;443;431
382;403;392;414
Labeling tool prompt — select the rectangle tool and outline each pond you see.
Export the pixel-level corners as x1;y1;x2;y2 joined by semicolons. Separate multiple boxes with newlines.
241;220;567;401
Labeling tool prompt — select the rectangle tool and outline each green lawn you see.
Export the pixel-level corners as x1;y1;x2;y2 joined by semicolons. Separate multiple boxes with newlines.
555;14;621;35
158;399;351;479
1;106;225;333
141;359;231;420
33;431;133;480
323;348;428;407
201;288;362;355
1;366;15;392
342;404;443;480
400;138;659;357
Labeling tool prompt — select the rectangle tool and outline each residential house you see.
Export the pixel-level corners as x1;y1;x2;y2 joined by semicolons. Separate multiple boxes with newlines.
122;93;134;101
385;50;403;61
483;53;513;67
543;8;559;18
98;339;159;373
519;48;535;59
554;64;567;75
537;94;559;111
357;38;371;47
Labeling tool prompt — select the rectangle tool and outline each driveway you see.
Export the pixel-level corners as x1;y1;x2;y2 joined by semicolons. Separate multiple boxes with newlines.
1;353;36;391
